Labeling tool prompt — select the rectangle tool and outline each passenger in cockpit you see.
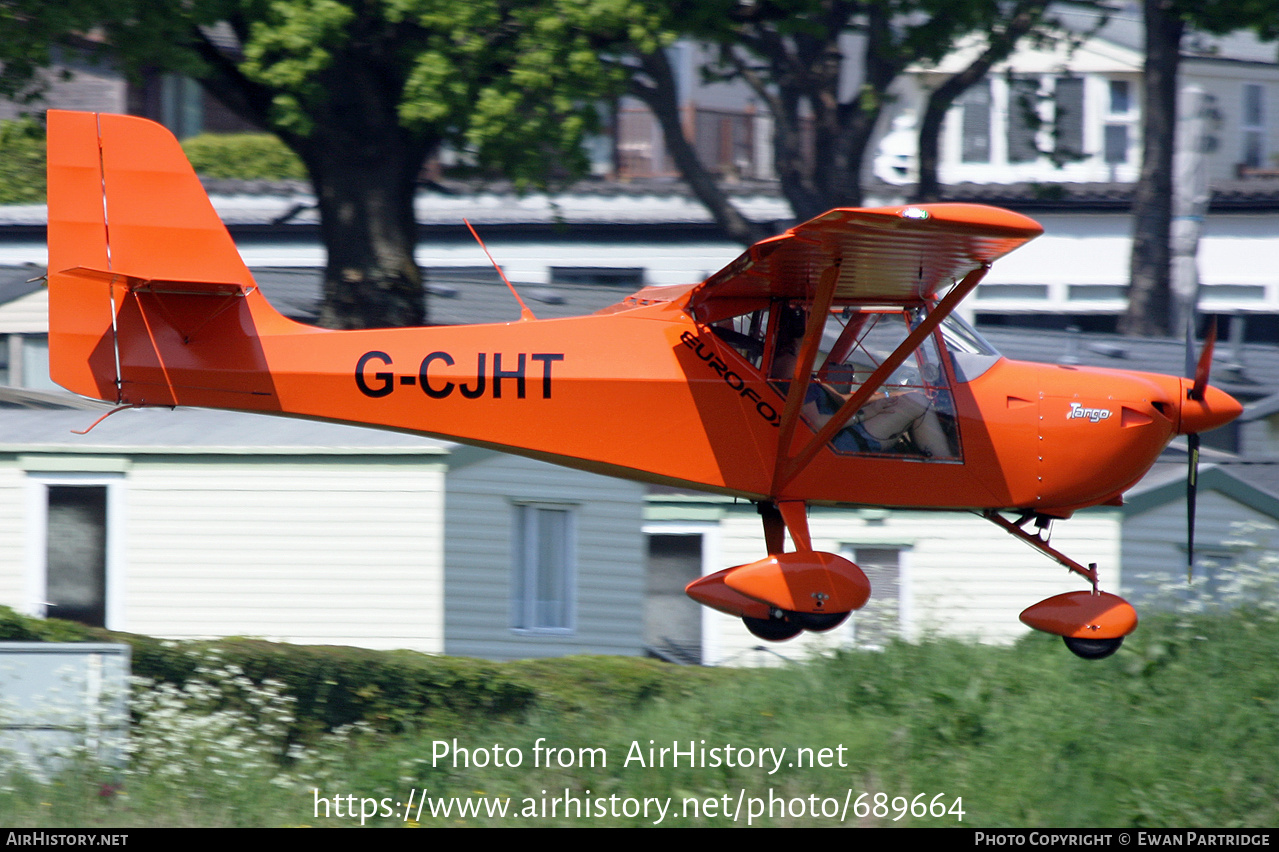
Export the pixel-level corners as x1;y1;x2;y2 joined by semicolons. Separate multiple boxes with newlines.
769;308;955;458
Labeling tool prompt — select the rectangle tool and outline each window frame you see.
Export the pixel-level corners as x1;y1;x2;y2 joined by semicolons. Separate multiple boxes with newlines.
24;472;126;630
510;501;577;635
1242;83;1266;169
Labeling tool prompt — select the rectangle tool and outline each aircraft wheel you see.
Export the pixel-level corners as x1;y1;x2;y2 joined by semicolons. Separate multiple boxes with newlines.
742;615;803;642
1063;636;1123;660
788;611;851;632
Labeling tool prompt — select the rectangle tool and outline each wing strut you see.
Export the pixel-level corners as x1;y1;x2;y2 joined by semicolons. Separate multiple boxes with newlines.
768;260;843;489
770;264;990;493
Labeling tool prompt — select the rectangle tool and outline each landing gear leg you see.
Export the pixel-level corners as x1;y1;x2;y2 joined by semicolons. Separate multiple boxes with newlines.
985;511;1138;658
695;501;867;641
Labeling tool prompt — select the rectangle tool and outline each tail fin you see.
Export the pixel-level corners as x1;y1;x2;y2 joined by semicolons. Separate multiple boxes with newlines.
47;111;281;407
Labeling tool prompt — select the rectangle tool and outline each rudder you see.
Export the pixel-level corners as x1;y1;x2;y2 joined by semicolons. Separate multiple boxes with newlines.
47;111;279;407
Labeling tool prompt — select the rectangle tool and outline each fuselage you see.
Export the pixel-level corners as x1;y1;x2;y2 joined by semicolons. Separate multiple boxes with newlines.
44;109;1240;516
63;281;1238;517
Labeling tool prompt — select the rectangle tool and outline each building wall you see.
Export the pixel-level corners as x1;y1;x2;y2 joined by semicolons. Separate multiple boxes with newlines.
0;462;26;608
0;50;127;122
883;36;1279;188
1120;483;1279;608
4;452;448;653
443;451;645;660
1189;62;1279;177
653;499;1121;667
965;211;1279;317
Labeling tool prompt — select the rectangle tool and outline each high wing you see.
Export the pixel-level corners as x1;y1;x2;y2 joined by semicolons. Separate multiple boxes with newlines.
687;203;1043;319
684;203;1044;495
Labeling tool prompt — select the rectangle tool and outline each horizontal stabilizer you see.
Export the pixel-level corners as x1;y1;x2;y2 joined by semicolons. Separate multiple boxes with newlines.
59;265;252;297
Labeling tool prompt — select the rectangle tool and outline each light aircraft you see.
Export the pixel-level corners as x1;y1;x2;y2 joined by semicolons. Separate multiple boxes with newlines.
45;111;1242;658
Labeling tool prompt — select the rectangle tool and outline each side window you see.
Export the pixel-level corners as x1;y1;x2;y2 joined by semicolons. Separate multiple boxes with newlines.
772;307;962;461
710;308;769;369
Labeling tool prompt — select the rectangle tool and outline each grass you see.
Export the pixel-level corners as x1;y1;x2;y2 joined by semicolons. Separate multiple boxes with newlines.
2;608;1277;827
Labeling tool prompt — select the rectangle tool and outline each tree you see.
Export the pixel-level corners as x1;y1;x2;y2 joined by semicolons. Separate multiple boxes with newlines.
705;0;1001;220
1122;0;1186;337
911;0;1054;202
623;43;775;245
0;1;629;328
605;1;1068;242
1123;0;1279;336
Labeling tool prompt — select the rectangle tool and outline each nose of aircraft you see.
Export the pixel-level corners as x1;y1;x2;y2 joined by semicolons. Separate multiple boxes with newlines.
1178;379;1243;435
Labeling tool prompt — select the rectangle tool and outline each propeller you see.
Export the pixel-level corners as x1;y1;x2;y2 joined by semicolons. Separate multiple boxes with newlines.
1184;315;1217;580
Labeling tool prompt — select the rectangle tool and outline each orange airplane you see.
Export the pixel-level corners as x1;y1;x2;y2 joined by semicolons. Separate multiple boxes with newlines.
44;111;1242;659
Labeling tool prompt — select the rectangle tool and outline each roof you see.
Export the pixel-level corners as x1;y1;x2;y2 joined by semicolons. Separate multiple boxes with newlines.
934;180;1279;213
0;390;452;455
0;265;44;304
8;178;1279;245
1121;459;1279;518
1063;2;1279;66
0;184;795;234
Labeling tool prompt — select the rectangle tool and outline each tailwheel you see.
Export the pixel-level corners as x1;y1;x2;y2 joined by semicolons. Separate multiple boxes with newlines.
742;614;803;642
788;610;851;632
1063;636;1124;660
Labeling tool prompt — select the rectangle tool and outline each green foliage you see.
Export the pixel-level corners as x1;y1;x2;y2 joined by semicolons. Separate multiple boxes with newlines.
180;133;308;181
0;0;658;327
1174;0;1279;38
0;122;310;196
126;638;542;736
0;605;97;641
4;602;1279;826
0;119;46;204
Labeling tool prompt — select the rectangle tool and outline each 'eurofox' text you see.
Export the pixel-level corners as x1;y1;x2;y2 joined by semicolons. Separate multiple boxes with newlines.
428;738;849;774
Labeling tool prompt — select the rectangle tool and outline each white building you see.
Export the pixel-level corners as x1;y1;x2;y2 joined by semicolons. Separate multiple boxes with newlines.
0;401;646;659
647;462;1279;667
878;8;1279;187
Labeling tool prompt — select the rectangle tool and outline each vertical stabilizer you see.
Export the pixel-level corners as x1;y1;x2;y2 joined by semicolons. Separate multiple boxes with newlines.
47;111;115;399
46;111;277;406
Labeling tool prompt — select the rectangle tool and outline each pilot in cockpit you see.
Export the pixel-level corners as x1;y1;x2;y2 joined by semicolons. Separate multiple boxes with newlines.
769;307;956;459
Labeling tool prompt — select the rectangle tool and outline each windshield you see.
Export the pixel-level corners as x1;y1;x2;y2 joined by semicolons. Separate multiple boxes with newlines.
939;314;1001;382
939;313;1000;356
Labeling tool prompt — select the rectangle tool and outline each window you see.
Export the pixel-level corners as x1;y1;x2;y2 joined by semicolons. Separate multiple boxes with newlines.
1109;80;1131;114
841;546;903;649
46;486;108;626
1103;125;1129;165
511;504;575;632
1;333;54;390
959;81;992;164
772;307;962;460
1053;77;1084;162
644;531;706;663
1104;79;1136;166
26;474;123;629
1007;77;1041;164
1242;84;1266;169
550;267;644;288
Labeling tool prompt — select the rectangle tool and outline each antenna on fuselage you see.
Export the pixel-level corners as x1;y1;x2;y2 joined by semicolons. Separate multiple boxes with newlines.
464;219;536;321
